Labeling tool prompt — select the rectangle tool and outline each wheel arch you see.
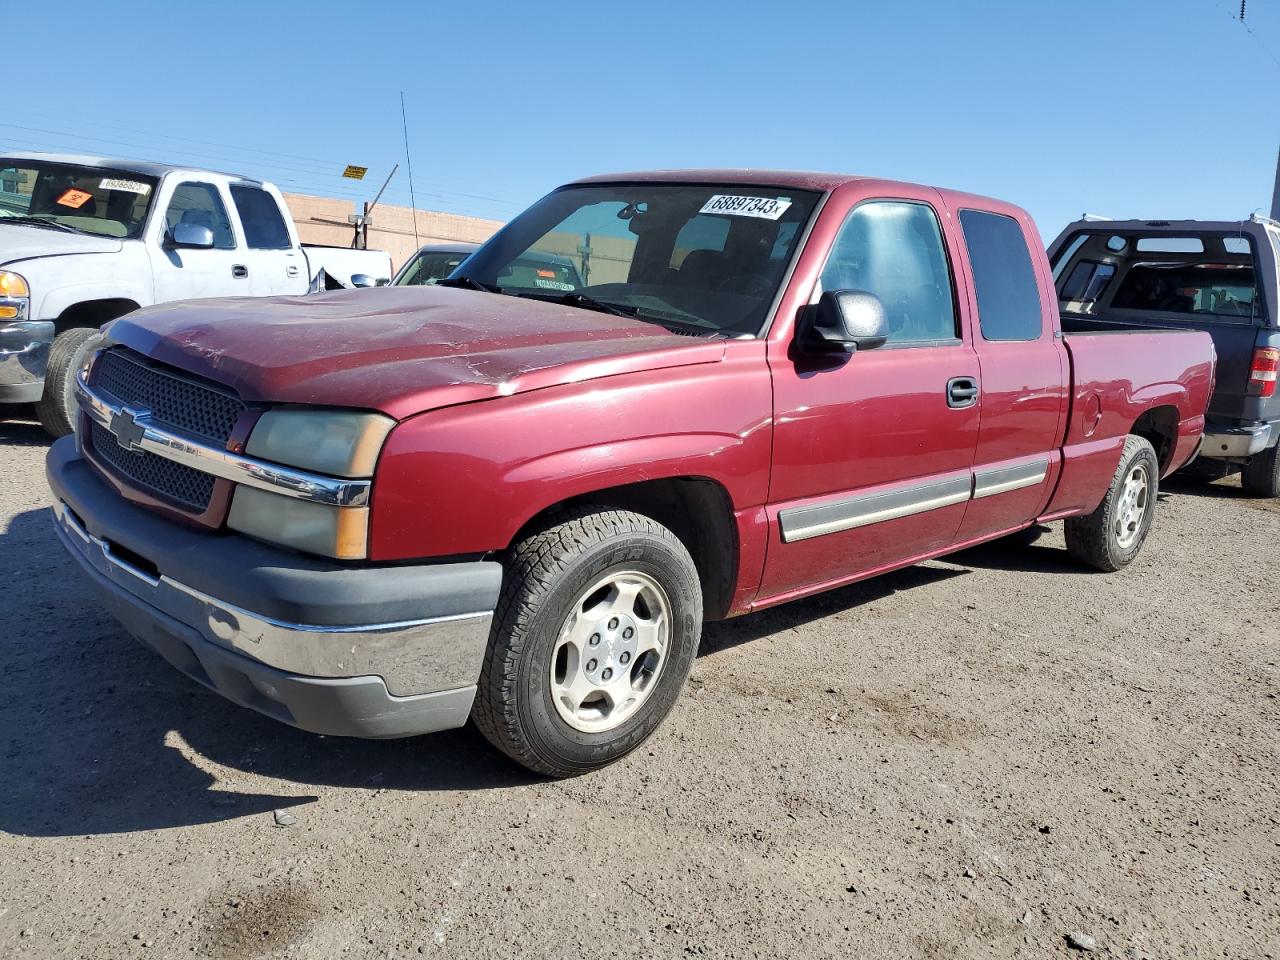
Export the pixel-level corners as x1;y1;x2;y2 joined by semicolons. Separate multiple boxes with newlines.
54;297;141;334
1129;404;1180;475
509;476;740;621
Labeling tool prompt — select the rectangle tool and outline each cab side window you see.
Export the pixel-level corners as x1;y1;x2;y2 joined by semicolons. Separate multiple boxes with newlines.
165;182;235;249
819;200;958;344
959;209;1043;341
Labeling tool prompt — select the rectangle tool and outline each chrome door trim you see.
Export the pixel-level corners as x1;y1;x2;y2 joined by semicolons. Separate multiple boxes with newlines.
779;473;972;543
972;457;1049;500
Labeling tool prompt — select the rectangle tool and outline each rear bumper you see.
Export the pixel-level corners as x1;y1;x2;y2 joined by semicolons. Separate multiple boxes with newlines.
47;437;503;739
0;320;53;402
1200;421;1276;459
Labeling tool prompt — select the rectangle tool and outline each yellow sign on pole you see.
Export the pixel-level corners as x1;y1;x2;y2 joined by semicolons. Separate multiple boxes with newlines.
342;165;368;180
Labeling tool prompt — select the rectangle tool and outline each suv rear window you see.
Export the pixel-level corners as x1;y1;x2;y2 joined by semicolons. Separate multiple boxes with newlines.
1111;263;1257;319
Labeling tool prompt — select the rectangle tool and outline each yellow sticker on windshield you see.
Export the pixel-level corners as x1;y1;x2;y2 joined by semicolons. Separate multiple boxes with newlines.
56;188;93;209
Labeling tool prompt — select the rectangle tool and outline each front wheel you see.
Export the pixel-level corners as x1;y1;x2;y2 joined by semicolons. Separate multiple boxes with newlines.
1065;434;1159;572
35;328;102;438
472;507;703;777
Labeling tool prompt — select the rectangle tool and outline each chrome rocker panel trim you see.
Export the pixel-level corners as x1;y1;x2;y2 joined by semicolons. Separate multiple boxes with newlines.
779;457;1052;544
780;474;972;543
75;372;371;508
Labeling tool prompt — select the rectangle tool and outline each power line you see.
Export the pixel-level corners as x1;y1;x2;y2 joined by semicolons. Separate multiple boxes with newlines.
1204;0;1280;69
0;105;531;203
0;126;523;219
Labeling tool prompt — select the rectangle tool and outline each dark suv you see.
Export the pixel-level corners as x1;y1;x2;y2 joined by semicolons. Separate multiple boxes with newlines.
1049;216;1280;495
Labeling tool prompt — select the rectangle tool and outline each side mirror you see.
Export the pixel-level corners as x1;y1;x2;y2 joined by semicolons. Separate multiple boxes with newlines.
803;289;889;353
349;273;377;289
167;223;215;249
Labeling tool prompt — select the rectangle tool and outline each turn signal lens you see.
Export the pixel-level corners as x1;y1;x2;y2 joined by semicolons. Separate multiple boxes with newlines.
0;305;18;320
228;486;369;560
0;271;29;298
1248;346;1279;398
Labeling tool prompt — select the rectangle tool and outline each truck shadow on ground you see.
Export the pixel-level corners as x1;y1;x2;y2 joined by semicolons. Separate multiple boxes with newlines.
0;408;50;447
0;507;1082;838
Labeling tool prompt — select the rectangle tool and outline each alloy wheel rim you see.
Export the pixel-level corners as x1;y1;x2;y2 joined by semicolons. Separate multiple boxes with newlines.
549;570;671;733
1114;463;1150;549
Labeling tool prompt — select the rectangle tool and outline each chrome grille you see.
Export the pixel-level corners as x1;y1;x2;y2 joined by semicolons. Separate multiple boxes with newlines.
95;349;244;443
88;421;216;511
86;348;244;512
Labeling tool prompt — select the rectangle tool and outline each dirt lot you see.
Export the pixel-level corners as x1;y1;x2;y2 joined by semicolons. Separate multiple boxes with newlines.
0;407;1276;960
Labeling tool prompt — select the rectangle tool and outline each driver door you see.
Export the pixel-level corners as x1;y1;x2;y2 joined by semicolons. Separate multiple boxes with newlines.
758;192;981;602
148;180;249;303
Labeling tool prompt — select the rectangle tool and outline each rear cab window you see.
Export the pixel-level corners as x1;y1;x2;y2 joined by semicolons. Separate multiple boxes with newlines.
229;185;292;250
958;209;1044;341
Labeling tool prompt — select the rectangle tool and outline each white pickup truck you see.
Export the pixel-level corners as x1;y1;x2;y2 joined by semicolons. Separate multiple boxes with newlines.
0;152;392;435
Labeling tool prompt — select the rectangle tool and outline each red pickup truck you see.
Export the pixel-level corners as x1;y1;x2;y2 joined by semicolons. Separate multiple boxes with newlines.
47;171;1215;776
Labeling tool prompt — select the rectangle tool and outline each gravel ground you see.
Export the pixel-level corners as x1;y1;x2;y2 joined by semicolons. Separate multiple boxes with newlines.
0;405;1277;960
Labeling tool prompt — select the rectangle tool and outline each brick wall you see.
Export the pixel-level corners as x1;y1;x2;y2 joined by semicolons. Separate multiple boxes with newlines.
281;192;505;272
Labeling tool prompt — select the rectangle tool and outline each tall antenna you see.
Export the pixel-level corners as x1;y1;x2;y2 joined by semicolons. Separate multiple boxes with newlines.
400;91;421;249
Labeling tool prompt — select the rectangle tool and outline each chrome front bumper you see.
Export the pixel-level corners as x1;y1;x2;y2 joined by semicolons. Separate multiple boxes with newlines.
47;438;503;739
0;320;54;402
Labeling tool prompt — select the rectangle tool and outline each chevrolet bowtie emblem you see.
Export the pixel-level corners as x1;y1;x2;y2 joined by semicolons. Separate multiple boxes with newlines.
108;406;150;452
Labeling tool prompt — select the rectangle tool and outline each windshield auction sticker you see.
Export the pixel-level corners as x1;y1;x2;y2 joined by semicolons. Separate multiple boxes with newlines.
55;188;94;209
699;195;793;220
99;178;151;195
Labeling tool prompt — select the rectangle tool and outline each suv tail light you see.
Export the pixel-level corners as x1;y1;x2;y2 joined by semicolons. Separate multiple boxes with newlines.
1249;347;1279;398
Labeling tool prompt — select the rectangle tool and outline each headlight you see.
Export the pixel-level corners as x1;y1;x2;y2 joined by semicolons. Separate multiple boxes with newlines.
227;409;395;559
0;271;29;321
245;409;394;477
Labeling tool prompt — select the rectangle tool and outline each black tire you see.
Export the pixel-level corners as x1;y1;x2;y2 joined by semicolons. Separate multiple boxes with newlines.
1065;434;1160;572
472;506;703;777
1241;444;1280;498
35;328;103;438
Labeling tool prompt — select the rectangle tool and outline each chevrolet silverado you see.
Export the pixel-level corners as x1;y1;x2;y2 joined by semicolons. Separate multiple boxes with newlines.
46;171;1215;776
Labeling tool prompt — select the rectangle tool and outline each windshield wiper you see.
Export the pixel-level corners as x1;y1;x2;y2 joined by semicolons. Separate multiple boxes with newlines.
520;291;723;337
539;292;644;319
436;275;503;294
5;215;83;234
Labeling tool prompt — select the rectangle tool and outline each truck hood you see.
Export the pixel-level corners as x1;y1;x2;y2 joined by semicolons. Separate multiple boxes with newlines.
0;223;123;266
104;286;727;420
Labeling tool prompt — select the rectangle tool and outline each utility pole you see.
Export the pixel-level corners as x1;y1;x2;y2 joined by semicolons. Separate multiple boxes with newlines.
1272;143;1280;220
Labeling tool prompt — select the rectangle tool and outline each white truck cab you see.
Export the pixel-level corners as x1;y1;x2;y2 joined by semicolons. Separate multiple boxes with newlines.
0;152;391;435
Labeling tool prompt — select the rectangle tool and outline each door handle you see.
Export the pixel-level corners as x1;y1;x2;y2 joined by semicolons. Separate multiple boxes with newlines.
946;376;979;409
232;264;248;279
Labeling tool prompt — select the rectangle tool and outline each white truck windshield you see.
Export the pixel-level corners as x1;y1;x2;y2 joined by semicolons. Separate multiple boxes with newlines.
0;159;158;239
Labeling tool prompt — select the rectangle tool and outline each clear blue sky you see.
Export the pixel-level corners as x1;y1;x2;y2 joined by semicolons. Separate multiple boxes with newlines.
6;0;1278;240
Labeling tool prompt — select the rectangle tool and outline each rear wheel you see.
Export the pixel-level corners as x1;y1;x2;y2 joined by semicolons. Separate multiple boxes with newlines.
35;328;103;438
1241;444;1280;498
472;507;702;777
1065;434;1159;572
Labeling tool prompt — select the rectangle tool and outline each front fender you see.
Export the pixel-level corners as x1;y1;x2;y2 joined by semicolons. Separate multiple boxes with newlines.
368;347;774;562
21;251;152;321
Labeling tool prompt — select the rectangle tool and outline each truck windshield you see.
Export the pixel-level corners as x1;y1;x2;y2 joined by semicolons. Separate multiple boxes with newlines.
454;183;822;335
0;159;158;239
